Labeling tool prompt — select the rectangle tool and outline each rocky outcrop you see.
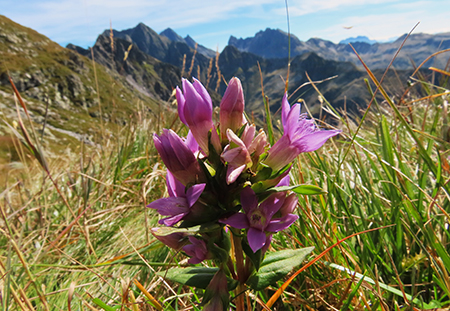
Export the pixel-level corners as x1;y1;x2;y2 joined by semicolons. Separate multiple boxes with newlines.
68;34;182;101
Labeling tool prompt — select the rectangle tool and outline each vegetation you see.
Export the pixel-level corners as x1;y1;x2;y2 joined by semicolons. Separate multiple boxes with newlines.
1;30;450;311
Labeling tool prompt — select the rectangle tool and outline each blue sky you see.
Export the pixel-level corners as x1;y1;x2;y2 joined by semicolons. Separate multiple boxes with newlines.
1;0;449;51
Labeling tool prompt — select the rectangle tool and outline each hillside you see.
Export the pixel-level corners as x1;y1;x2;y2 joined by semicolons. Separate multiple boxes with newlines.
0;15;177;162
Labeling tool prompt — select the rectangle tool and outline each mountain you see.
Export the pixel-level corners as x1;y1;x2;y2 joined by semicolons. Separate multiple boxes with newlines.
160;28;216;58
216;45;411;119
339;36;377;45
99;23;213;83
0;15;174;159
160;28;184;43
67;22;421;121
67;34;181;101
228;28;450;69
104;23;171;61
229;28;309;59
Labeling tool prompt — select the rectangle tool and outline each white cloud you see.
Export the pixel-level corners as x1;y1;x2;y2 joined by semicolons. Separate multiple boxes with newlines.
281;0;394;16
1;0;449;49
1;0;279;46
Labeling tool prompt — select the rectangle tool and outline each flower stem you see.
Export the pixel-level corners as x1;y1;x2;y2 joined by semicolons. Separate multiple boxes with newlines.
231;228;246;311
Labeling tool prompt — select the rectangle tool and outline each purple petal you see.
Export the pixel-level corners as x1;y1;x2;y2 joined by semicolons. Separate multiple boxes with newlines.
221;146;246;164
248;130;268;157
192;77;213;112
183;244;197;255
285;103;301;137
186;183;206;207
281;93;290;127
176;86;187;125
185;131;201;155
261;234;273;254
159;213;186;226
151;228;186;249
264;135;298;172
293;130;341;153
220;213;249;229
187;257;203;264
219;77;245;136
266;214;299;232
247;228;267;253
166;130;195;170
279;194;298;216
240;187;258;214
259;193;284;220
154;129;205;186
226;164;246;184
166;170;185;198
241;124;256;148
147;197;189;216
276;170;291;187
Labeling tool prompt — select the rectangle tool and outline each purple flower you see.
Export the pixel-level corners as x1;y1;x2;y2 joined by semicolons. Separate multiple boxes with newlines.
185;130;201;157
220;187;298;252
153;129;205;186
248;129;268;162
219;77;245;140
176;78;220;154
264;93;340;172
221;129;252;184
147;171;206;226
220;124;266;184
150;228;187;250
278;193;298;217
183;236;212;264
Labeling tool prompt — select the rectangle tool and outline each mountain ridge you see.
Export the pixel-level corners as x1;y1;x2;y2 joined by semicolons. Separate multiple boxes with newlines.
228;28;450;69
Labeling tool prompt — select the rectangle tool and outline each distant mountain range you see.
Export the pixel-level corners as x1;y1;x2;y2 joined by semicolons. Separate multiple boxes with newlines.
66;22;415;117
67;22;446;114
228;28;450;70
339;36;378;45
1;15;448;155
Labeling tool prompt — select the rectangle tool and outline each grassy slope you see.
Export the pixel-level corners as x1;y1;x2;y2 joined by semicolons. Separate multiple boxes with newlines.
0;15;162;166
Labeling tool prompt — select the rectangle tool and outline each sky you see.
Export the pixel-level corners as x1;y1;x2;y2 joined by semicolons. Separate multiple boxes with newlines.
1;0;449;51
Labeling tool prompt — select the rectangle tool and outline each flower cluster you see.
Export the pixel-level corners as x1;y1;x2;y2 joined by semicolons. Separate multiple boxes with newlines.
148;77;340;309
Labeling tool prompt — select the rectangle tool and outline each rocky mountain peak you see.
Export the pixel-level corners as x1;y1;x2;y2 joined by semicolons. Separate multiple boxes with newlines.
339;36;377;45
160;28;184;42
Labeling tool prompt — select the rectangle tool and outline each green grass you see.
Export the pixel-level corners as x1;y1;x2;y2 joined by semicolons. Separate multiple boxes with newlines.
1;53;450;311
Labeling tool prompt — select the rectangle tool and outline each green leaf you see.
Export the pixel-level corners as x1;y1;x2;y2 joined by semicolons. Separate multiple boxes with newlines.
246;247;314;290
341;273;365;311
271;184;327;195
252;165;273;183
157;267;238;290
92;298;118;311
242;238;262;271
263;95;275;146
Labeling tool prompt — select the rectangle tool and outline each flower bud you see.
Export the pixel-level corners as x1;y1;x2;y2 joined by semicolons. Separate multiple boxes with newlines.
176;78;214;154
220;77;245;140
151;228;187;250
153;129;205;186
203;269;229;311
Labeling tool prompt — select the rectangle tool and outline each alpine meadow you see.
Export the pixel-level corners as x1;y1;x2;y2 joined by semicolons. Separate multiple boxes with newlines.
0;7;450;311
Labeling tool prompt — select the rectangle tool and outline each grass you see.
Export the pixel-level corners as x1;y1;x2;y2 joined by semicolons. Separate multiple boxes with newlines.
1;46;450;310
